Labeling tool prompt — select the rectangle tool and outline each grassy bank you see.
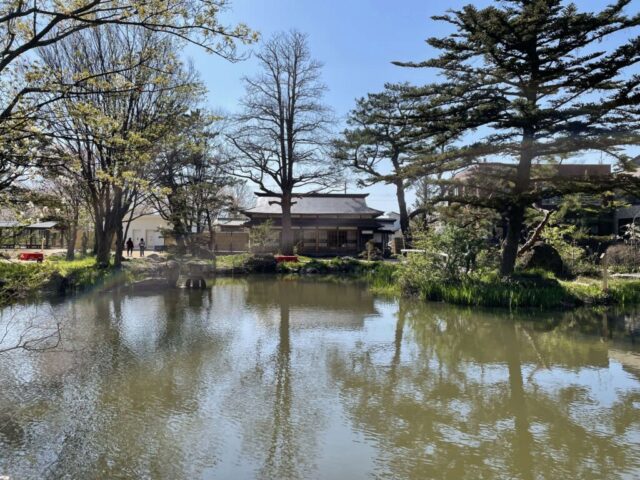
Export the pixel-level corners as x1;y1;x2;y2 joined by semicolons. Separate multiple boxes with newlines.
274;256;399;294
397;270;640;309
0;257;123;304
219;254;640;309
3;253;639;311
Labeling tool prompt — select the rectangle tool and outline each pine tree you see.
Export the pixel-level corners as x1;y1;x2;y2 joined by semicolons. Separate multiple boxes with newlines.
336;83;446;242
397;0;640;276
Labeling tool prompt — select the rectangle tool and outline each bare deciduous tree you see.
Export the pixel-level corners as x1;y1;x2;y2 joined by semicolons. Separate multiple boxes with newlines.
229;31;336;254
0;0;256;194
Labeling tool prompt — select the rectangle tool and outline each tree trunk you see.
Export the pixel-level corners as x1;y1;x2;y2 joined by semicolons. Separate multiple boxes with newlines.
95;229;114;266
65;215;78;261
500;205;525;276
500;126;534;276
113;224;124;268
81;232;88;256
395;179;410;245
92;223;99;255
280;194;294;255
206;214;216;252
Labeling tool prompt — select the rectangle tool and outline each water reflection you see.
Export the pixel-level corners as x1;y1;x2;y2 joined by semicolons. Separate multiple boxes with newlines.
329;301;640;479
0;278;639;479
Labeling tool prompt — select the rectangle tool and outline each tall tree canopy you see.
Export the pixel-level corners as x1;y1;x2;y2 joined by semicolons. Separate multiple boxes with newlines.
337;84;456;242
336;84;428;241
152;110;235;253
397;0;640;275
40;26;199;266
0;0;256;196
229;30;336;255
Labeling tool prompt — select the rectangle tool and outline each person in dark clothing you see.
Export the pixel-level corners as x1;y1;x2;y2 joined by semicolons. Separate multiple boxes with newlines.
139;238;146;257
126;238;134;257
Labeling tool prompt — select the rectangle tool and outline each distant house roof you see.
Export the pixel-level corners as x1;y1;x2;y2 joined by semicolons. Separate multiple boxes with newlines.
213;217;248;227
243;193;384;216
453;162;612;182
377;212;401;232
0;220;59;229
0;220;20;228
28;221;59;229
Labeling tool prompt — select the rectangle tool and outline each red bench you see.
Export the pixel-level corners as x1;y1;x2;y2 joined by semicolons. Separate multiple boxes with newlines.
19;252;44;262
274;255;298;263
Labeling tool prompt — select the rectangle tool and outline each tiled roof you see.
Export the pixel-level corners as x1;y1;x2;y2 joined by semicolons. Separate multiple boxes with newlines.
243;193;383;216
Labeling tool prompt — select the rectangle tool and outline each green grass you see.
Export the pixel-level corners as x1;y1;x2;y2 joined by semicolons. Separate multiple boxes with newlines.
411;278;569;309
4;251;639;312
361;262;400;296
395;269;640;309
214;253;253;270
0;256;118;304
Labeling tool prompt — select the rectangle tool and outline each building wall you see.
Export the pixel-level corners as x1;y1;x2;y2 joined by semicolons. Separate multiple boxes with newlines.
124;215;170;249
212;231;249;252
616;205;640;234
250;224;384;256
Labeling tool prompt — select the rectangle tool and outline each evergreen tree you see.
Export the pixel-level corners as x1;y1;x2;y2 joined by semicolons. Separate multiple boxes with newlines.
397;0;640;275
336;84;444;242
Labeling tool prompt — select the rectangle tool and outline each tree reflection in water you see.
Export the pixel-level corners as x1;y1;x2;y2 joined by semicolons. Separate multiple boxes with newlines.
1;279;639;479
329;301;640;480
222;279;377;479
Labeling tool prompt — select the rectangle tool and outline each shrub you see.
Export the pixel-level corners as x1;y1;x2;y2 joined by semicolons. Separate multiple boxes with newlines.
401;224;488;287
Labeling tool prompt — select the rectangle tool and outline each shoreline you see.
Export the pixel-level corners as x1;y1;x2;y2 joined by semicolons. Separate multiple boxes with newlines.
1;254;639;311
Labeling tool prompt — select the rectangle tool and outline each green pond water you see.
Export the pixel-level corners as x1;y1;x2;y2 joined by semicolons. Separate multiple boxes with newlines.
1;277;640;479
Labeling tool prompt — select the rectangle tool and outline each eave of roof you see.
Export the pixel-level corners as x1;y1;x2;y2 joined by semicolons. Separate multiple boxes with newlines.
243;193;384;217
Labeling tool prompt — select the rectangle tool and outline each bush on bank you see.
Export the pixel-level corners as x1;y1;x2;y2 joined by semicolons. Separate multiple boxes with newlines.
395;253;640;309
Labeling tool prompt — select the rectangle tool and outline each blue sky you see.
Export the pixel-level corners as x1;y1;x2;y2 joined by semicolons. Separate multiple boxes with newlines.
183;0;640;212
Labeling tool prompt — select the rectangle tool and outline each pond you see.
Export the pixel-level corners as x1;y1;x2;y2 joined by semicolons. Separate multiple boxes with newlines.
1;277;639;479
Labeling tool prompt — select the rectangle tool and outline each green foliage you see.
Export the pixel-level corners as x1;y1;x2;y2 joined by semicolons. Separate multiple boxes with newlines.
397;0;640;275
361;262;399;296
404;224;488;284
215;253;253;270
249;219;277;252
607;281;640;305
0;257;114;304
606;244;640;273
412;278;568;309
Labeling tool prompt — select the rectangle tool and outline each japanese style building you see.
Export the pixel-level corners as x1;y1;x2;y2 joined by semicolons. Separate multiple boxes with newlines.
242;193;394;256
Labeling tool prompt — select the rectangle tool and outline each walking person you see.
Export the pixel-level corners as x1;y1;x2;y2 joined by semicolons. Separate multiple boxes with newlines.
139;238;146;257
126;237;134;257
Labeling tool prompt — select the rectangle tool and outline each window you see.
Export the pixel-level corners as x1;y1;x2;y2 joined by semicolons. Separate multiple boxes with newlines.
327;230;347;248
